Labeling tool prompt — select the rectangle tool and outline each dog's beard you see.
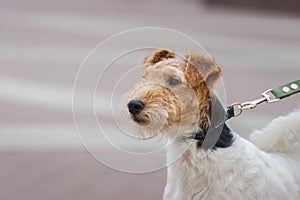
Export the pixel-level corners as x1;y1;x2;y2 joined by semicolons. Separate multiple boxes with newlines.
133;105;170;139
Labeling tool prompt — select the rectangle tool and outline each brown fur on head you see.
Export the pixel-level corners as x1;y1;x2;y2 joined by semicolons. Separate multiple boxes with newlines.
143;49;176;66
126;49;222;138
184;52;222;130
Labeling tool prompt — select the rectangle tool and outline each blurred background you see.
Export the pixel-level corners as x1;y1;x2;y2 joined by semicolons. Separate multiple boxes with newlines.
0;0;299;199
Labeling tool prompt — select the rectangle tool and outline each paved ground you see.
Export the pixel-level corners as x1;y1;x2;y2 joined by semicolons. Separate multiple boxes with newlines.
0;0;299;199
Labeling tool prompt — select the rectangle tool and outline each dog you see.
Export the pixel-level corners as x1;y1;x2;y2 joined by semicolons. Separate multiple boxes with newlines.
126;49;300;200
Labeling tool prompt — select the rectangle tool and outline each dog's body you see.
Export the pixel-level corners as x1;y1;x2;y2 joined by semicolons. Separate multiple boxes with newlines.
126;49;300;199
164;111;300;200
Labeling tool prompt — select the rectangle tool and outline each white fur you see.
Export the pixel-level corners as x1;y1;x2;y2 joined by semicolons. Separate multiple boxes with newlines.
164;110;300;200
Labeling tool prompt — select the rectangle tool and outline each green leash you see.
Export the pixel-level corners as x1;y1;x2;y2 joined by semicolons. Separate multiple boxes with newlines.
231;79;300;117
271;79;300;100
195;79;300;149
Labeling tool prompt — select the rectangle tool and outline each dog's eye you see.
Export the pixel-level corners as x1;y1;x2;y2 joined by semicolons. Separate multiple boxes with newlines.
167;77;181;86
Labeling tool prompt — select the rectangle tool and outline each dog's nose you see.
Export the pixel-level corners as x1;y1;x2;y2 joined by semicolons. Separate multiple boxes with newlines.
127;100;145;115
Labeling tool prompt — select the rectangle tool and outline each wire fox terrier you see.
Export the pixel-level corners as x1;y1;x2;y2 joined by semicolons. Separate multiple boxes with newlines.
126;49;300;200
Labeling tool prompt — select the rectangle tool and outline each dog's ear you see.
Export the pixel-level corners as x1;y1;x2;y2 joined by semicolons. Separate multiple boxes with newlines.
184;52;222;89
143;49;175;67
184;52;222;129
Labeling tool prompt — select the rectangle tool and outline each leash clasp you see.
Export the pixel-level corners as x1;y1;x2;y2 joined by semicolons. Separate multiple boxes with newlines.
240;96;267;110
262;89;280;103
241;89;280;111
229;79;299;118
231;89;280;117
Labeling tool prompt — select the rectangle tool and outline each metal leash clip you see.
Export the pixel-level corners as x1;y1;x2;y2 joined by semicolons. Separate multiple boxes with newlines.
230;89;280;117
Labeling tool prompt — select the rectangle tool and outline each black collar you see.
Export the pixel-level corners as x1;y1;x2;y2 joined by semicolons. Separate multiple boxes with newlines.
193;96;235;150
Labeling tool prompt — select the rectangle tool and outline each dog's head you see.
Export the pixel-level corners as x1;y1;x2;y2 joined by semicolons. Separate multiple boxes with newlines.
126;49;222;138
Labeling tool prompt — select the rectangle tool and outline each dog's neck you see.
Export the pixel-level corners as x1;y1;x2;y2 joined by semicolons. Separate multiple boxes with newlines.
177;122;234;148
196;122;234;149
178;95;235;150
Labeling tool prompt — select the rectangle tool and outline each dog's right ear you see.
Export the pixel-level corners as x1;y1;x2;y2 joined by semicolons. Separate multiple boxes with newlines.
143;49;175;67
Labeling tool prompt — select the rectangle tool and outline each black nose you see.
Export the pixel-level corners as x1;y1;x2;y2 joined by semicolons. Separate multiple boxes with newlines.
127;100;145;115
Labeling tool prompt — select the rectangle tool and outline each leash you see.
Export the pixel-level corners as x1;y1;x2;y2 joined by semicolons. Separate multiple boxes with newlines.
196;79;300;150
228;79;300;119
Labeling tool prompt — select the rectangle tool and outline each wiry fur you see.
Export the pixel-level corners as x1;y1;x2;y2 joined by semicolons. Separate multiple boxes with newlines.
126;49;300;199
184;52;222;130
144;49;176;67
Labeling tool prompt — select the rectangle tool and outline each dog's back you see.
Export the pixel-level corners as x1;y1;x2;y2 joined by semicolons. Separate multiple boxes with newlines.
250;109;300;193
250;109;300;156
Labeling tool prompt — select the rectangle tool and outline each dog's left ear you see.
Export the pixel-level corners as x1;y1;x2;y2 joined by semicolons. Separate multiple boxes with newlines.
184;52;222;129
184;52;222;89
143;49;175;67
